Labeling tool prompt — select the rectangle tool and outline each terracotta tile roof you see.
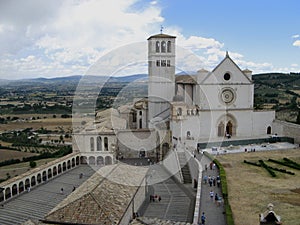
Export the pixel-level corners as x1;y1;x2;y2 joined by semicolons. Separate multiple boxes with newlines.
44;164;148;225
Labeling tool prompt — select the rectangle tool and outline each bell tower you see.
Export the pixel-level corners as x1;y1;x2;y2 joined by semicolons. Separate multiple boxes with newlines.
147;32;176;127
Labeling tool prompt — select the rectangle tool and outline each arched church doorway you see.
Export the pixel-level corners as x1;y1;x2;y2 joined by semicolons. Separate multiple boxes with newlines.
267;126;272;135
226;121;233;136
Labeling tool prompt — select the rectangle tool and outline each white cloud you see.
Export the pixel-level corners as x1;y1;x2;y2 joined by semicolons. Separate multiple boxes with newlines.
292;34;299;39
0;0;290;79
293;40;300;47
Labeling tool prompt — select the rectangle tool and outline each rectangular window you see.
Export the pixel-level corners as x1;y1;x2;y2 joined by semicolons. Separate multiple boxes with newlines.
156;60;160;67
167;60;170;67
161;60;166;67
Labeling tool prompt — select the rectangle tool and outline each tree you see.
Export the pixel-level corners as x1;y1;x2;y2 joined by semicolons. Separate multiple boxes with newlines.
296;110;300;124
29;161;37;168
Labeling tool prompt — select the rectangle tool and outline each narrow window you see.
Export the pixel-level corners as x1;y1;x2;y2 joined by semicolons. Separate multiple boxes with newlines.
156;60;160;67
167;60;170;67
156;41;160;52
104;137;108;151
161;60;166;67
161;41;166;53
90;137;94;151
167;41;171;52
97;136;102;151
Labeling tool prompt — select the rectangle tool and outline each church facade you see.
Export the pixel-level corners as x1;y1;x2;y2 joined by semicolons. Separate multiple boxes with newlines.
147;33;275;145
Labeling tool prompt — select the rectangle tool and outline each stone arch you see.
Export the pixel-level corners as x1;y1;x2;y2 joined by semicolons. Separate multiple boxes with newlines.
80;156;87;164
67;160;71;169
76;156;80;165
58;164;62;174
12;184;18;196
0;190;4;202
25;178;30;189
31;176;36;186
53;166;57;176
62;162;66;171
217;114;237;137
72;158;75;167
97;156;104;165
105;156;112;165
89;156;96;165
48;168;52;179
5;187;11;199
267;126;272;135
19;181;24;193
42;171;47;182
37;174;42;184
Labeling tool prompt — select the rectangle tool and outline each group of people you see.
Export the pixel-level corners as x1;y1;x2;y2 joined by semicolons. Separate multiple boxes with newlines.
203;174;221;188
149;194;161;202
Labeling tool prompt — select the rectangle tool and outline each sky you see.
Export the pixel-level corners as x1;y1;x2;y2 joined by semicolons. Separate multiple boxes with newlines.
0;0;300;80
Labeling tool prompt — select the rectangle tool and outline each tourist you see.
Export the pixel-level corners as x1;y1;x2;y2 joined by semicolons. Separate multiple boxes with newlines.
209;190;214;201
203;175;208;184
214;193;219;203
216;175;221;188
201;212;206;224
158;195;161;202
60;188;64;195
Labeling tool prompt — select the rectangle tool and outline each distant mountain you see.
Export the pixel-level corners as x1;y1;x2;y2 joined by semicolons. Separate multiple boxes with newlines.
0;74;148;86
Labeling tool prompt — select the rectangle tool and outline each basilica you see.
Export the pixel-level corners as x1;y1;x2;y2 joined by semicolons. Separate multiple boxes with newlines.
73;32;276;164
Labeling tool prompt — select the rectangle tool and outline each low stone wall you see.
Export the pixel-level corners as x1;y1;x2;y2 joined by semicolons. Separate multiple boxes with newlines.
185;150;202;225
0;153;80;203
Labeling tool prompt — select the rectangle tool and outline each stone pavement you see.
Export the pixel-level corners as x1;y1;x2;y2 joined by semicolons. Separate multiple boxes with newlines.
0;165;95;225
197;153;226;225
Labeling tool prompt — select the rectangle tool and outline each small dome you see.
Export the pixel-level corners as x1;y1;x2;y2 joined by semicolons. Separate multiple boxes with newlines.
173;95;184;102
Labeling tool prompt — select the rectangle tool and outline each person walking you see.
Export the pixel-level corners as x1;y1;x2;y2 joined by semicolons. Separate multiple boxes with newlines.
201;212;206;224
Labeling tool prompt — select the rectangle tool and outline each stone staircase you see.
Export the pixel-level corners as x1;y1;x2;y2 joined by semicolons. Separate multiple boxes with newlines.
141;164;195;223
177;152;192;184
0;165;95;225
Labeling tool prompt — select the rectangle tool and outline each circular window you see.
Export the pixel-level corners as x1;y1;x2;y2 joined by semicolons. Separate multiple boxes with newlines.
220;89;235;104
224;73;231;81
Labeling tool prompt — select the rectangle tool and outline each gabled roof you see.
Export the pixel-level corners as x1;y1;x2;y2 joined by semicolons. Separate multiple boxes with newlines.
200;52;252;84
44;164;148;225
147;33;176;40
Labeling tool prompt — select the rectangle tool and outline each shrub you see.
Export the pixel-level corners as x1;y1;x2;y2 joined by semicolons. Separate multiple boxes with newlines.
29;161;37;168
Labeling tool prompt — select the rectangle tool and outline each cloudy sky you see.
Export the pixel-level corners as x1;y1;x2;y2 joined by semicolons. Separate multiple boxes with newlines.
0;0;299;79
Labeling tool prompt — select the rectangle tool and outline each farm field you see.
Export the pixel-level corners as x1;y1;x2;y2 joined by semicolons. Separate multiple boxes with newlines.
216;149;300;225
0;115;72;133
0;149;38;162
0;157;55;181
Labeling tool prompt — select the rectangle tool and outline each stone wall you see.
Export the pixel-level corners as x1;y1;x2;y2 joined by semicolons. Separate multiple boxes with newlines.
273;120;300;144
117;130;158;158
119;178;146;225
162;150;183;182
